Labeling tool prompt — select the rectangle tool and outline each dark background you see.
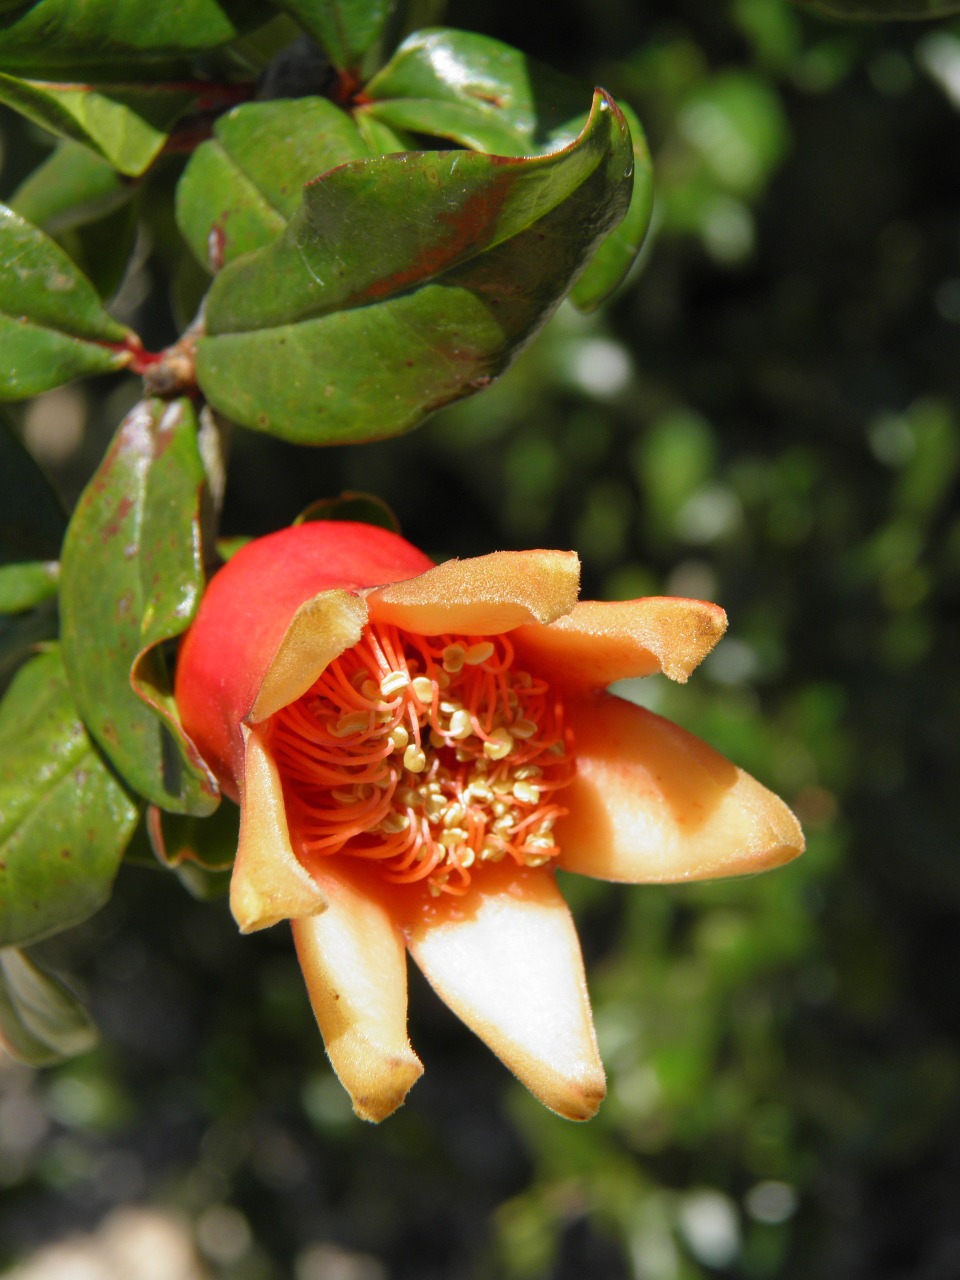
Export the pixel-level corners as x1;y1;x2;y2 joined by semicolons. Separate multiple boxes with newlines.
2;0;960;1276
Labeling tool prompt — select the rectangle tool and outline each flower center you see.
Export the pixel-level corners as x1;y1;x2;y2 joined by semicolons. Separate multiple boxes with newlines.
268;623;574;897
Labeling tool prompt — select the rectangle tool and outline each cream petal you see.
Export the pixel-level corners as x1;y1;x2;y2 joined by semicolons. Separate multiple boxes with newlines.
404;865;605;1120
512;597;727;689
367;550;580;635
250;589;368;724
555;694;804;882
292;864;422;1123
230;726;327;932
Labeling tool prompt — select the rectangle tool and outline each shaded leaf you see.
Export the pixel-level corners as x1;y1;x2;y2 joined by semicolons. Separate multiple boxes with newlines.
58;197;139;301
60;398;219;815
0;73;197;176
295;491;401;531
795;0;960;14
176;97;371;272
0;204;134;399
196;91;634;442
570;102;652;311
0;947;97;1065
273;0;394;71
10;139;131;235
147;803;239;899
0;561;59;614
0;0;265;73
0;413;66;563
0;647;139;947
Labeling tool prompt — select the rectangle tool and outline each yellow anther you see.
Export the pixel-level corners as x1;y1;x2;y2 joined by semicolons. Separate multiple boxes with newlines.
481;840;507;863
425;794;447;821
439;700;459;716
411;675;435;703
332;788;361;803
511;719;538;740
380;670;410;697
351;669;371;688
442;644;465;673
403;744;427;773
523;853;554;868
442;803;466;828
514;765;542;780
379;812;411;834
361;679;380;702
464;641;495;666
513;780;540;805
483;727;514;760
429;729;445;748
388;725;409;752
448;709;473;740
464;782;493;804
439;827;468;849
331;711;370;737
457;847;476;870
526;834;556;852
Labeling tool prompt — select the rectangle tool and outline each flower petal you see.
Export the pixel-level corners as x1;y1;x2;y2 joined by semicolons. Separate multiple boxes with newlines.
512;597;727;690
292;863;423;1123
403;865;605;1120
230;726;327;932
368;550;580;635
555;695;804;882
250;590;367;724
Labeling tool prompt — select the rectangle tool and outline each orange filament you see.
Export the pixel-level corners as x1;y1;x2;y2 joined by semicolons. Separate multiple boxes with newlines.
268;623;574;897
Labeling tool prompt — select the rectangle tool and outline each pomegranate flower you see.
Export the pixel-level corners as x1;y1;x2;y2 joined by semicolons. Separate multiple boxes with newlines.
175;522;803;1122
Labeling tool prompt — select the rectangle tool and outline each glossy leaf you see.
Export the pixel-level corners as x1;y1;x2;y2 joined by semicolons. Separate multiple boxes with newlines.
362;29;653;308
0;947;97;1065
796;0;960;14
176;98;371;272
0;414;66;563
60;398;220;815
0;73;197;176
10;140;131;234
0;562;59;614
0;0;265;72
0;204;133;399
196;91;634;442
362;27;591;154
0;647;139;947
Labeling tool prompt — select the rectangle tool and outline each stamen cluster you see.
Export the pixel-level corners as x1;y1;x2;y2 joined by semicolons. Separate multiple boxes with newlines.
268;624;574;896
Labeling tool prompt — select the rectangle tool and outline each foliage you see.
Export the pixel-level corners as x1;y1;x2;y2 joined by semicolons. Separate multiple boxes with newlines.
1;0;959;1276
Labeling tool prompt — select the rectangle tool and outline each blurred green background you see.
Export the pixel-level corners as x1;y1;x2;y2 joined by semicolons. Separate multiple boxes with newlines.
3;0;960;1276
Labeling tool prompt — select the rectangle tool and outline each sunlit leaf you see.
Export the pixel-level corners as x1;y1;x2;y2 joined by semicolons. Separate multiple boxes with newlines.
0;947;97;1065
0;0;265;72
362;29;653;307
0;73;197;175
0;562;59;614
176;97;371;272
196;90;634;442
0;204;134;399
60;398;220;815
0;647;139;947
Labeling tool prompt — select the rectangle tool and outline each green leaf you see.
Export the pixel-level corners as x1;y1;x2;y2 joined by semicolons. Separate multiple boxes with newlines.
295;491;401;531
147;803;239;899
0;647;139;947
273;0;394;71
0;203;133;399
0;73;197;176
0;0;265;72
58;197;139;301
0;947;97;1065
0;561;59;614
0;414;66;563
196;91;634;442
60;398;220;815
176;97;371;272
795;0;960;14
362;29;653;307
570;102;653;311
362;27;591;155
10;140;131;235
